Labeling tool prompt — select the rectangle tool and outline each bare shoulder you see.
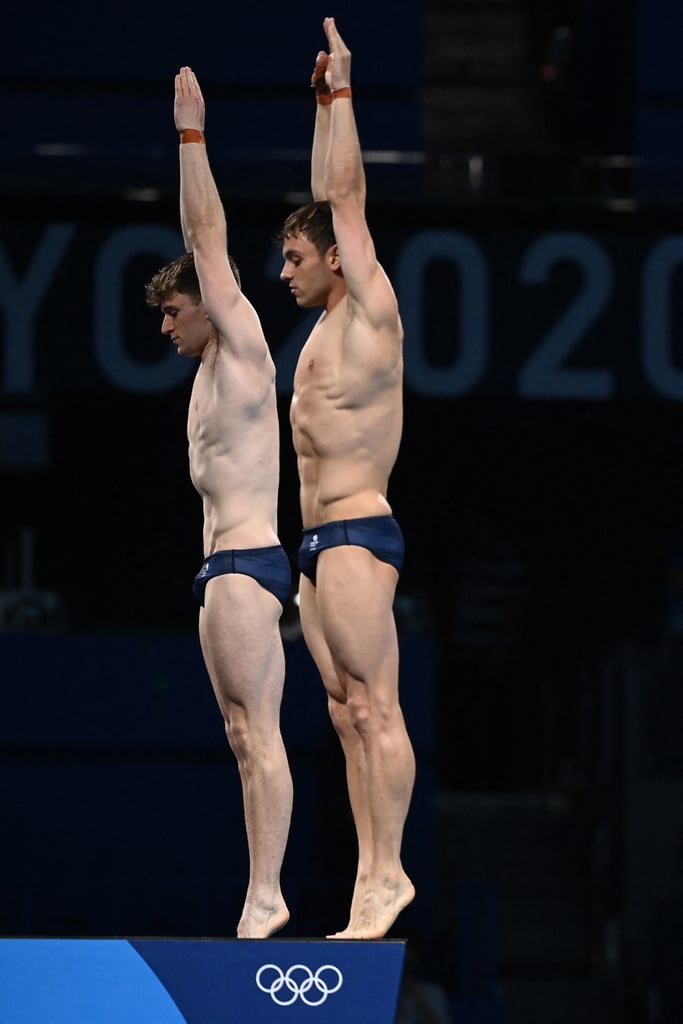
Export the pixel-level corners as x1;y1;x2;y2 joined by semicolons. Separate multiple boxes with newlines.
340;293;403;378
348;259;402;342
193;251;271;364
215;294;274;366
331;206;400;330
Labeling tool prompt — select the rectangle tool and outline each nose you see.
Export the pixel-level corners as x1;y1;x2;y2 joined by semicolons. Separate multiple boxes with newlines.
161;313;173;334
280;262;292;282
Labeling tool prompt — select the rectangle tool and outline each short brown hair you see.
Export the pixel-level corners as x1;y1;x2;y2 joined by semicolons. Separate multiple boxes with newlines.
145;250;241;307
278;200;335;255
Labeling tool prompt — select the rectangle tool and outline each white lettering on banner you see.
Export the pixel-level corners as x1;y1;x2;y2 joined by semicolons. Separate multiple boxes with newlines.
94;226;191;392
1;223;682;400
396;230;488;396
517;232;614;399
0;224;76;394
642;235;683;400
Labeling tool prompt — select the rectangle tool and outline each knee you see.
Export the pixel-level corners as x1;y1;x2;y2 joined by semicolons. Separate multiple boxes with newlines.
328;690;375;739
224;711;251;761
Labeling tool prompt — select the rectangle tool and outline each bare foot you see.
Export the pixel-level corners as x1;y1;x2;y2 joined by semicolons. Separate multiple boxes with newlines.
326;875;415;940
237;898;289;939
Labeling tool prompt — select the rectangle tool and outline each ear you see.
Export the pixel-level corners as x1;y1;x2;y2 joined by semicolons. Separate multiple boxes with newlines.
328;244;341;272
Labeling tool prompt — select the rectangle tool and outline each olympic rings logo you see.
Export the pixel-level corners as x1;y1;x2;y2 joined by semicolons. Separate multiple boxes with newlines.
256;963;344;1006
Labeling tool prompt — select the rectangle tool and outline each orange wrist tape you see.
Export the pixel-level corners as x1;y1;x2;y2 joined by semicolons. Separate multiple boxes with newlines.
316;87;352;106
179;129;205;144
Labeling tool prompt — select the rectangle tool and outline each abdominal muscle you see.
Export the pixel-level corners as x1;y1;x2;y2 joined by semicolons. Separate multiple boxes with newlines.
295;444;395;529
292;386;401;529
190;434;280;557
188;348;281;556
291;354;402;530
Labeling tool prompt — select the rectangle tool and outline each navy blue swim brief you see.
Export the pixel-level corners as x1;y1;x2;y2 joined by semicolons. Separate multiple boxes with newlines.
298;515;404;584
193;546;292;607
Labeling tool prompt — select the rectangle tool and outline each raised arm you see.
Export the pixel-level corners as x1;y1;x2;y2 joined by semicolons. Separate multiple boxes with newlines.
175;69;224;262
319;19;396;325
310;50;331;200
321;20;365;211
174;67;262;352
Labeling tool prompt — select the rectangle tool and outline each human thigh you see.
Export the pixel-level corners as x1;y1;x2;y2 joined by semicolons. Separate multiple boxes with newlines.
199;572;285;715
314;545;399;686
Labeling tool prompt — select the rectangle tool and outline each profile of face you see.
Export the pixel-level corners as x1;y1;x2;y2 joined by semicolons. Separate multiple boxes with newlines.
280;232;338;308
159;291;211;357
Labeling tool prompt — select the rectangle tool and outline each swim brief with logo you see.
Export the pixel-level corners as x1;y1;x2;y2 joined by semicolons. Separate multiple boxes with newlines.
192;546;292;607
298;515;404;584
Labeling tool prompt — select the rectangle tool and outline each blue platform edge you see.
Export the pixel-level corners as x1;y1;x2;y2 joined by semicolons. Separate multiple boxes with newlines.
0;937;406;1024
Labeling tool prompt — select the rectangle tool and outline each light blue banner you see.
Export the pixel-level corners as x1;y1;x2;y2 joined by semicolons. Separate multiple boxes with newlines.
0;938;406;1024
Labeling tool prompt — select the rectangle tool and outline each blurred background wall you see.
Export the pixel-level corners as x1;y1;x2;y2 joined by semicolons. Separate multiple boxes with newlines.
2;2;682;1022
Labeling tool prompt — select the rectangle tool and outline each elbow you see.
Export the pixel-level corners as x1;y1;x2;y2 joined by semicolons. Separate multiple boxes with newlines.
186;222;226;253
324;173;366;208
324;184;350;205
326;185;365;210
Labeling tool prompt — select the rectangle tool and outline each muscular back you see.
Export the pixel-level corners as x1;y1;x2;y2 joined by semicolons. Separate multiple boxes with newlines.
291;293;403;528
189;335;281;555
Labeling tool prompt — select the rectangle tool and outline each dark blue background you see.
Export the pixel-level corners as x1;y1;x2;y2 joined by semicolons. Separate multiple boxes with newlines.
2;2;683;1022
